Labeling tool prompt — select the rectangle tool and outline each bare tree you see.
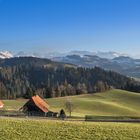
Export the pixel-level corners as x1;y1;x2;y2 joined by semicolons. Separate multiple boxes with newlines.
65;99;74;117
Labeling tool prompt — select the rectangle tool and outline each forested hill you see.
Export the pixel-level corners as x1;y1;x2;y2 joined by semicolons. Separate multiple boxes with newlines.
0;57;139;99
0;57;75;68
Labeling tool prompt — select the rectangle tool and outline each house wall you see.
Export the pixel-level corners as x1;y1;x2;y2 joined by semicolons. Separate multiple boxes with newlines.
22;99;45;116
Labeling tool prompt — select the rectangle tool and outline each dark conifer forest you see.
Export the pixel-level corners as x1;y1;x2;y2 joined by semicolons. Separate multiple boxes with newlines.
0;57;139;99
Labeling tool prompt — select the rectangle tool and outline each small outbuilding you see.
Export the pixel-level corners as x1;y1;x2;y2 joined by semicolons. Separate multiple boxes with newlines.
21;95;49;116
0;101;4;109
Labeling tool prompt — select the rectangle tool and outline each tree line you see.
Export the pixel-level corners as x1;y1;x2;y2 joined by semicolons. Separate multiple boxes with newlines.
0;57;139;99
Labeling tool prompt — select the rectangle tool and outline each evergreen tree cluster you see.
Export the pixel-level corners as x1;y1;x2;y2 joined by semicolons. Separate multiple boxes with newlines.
0;57;139;99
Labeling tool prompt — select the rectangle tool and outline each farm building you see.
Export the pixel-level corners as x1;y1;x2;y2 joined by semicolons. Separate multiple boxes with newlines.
0;100;4;109
21;95;50;116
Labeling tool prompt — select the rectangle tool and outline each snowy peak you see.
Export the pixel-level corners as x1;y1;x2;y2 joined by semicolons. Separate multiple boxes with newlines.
0;51;13;59
14;50;129;59
68;51;127;59
96;51;122;59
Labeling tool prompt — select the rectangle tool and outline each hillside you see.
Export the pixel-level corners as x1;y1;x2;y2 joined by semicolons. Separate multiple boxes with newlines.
53;55;140;78
0;57;140;99
47;89;140;116
3;89;140;116
0;57;75;68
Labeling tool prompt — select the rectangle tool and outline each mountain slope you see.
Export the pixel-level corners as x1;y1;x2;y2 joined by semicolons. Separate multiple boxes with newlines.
0;57;139;99
0;51;13;59
53;55;140;78
0;57;75;68
2;50;140;78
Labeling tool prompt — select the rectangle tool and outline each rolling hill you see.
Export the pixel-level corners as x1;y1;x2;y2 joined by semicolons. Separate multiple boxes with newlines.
1;57;140;99
3;89;140;117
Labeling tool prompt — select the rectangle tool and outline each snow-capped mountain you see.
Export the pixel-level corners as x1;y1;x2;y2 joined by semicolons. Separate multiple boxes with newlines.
15;51;66;58
14;50;129;59
52;54;140;78
0;51;13;59
57;51;124;59
15;51;38;58
95;51;126;59
1;50;140;78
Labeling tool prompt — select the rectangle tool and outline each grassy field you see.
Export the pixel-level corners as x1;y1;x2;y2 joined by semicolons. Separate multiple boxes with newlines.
0;118;140;140
2;89;140;117
1;90;140;140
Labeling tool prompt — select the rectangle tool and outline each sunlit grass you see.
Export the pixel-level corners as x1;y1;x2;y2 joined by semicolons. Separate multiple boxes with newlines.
2;89;140;116
0;118;140;140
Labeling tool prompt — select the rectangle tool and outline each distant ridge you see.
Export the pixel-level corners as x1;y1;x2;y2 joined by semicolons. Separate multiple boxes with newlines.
0;51;13;59
1;50;140;78
53;54;140;78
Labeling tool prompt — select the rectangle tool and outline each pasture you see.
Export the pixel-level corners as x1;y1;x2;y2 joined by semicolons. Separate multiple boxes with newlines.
2;89;140;117
0;118;140;140
1;89;140;140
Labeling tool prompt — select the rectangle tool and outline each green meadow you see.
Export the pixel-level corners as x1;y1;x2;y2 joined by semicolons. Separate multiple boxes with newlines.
1;89;140;140
2;89;140;117
0;118;140;140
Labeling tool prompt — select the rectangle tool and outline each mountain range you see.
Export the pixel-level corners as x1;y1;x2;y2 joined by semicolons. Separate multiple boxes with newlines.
53;55;140;78
0;51;127;59
1;50;140;78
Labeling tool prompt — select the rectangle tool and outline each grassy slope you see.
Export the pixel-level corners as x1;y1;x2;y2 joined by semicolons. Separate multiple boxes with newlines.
2;89;140;116
0;118;140;140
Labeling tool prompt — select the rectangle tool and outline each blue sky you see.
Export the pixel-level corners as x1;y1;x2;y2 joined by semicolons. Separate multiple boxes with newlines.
0;0;140;56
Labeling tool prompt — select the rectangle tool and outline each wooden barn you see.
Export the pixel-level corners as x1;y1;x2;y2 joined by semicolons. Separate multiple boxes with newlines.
0;101;4;109
21;95;49;116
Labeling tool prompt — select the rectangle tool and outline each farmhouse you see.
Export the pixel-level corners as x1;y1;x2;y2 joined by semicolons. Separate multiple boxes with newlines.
0;100;4;109
21;95;49;116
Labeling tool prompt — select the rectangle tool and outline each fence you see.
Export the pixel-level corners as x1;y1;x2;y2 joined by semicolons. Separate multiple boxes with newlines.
0;110;25;117
0;110;59;118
